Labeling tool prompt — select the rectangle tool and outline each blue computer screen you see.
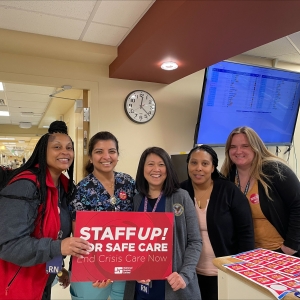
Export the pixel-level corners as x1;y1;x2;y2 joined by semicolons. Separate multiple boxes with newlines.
195;61;300;146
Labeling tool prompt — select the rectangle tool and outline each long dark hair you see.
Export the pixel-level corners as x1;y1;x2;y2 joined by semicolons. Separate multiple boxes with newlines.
85;131;119;175
2;121;75;233
135;147;179;197
0;167;13;190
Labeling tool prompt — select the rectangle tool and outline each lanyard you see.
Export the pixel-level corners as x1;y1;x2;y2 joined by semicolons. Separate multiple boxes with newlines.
144;192;163;212
235;170;250;195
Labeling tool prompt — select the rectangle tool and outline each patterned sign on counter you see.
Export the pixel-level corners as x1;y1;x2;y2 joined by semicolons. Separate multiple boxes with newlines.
224;248;300;299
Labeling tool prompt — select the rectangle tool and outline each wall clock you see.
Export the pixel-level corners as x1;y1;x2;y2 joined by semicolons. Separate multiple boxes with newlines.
124;90;156;124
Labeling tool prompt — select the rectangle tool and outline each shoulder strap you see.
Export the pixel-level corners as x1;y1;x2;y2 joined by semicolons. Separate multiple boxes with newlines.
9;169;39;187
0;169;40;202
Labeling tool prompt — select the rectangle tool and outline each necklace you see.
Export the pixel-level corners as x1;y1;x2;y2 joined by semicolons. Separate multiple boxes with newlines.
194;181;213;208
93;171;114;188
108;181;114;188
235;170;250;195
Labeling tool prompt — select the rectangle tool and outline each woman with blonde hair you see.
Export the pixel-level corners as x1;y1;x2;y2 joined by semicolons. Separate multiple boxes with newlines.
221;126;300;256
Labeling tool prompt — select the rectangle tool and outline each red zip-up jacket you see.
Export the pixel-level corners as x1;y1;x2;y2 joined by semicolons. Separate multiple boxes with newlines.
0;168;69;299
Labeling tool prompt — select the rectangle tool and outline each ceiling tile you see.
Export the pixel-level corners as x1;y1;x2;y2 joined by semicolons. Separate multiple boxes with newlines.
9;107;44;113
4;83;55;95
83;22;129;46
242;37;298;58
0;7;86;40
93;0;154;28
7;99;48;109
0;118;11;124
10;117;39;125
274;53;300;65
288;31;300;52
0;91;6;105
6;92;51;103
0;1;96;20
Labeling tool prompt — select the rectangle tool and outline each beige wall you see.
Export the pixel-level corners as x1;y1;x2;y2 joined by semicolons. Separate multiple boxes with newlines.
0;32;300;181
0;50;204;179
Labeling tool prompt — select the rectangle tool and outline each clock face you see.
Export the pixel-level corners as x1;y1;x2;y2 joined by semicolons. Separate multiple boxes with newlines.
124;90;156;124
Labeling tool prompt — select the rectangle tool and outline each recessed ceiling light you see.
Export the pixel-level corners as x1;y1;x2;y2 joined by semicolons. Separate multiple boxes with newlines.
0;137;15;140
43;125;49;128
0;82;3;91
19;122;32;129
0;111;9;116
161;61;178;71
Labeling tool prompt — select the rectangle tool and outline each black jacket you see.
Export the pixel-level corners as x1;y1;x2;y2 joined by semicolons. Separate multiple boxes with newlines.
229;162;300;253
180;177;254;257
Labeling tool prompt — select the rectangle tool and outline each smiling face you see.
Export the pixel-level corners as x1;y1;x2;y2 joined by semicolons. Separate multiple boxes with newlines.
90;139;119;174
188;150;214;186
229;133;255;170
46;133;74;177
144;153;167;191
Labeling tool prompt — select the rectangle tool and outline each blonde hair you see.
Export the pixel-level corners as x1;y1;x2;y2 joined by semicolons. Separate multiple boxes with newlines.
220;126;287;198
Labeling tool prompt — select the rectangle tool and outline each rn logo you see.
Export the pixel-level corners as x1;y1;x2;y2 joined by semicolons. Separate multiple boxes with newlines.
140;284;149;294
114;267;123;274
47;266;60;273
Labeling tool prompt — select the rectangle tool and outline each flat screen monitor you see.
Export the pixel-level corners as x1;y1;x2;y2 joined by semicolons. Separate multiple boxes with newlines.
194;61;300;146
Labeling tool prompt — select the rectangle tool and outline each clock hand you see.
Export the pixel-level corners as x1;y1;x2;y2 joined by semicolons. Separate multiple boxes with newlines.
139;97;148;114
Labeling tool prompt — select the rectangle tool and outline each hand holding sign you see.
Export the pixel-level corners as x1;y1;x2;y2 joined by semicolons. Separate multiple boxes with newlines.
92;279;113;289
61;237;91;258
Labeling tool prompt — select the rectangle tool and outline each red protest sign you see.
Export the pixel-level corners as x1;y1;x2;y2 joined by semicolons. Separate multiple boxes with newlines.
71;211;174;282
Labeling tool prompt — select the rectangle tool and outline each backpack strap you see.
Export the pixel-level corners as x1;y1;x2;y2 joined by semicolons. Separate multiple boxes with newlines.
9;169;39;187
3;169;40;201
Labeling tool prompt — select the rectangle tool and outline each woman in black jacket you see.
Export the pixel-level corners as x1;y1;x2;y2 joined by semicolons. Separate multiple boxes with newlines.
221;126;300;257
180;144;254;300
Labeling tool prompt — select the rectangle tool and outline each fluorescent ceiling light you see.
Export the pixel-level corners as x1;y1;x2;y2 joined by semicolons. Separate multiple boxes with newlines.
0;111;9;116
21;112;34;116
0;137;15;140
43;125;49;128
161;61;178;71
0;82;3;91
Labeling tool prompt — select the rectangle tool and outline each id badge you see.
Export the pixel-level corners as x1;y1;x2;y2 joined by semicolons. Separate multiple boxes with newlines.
140;283;150;294
46;255;62;274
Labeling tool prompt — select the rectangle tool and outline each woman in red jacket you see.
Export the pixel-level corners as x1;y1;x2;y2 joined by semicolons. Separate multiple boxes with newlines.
0;121;90;300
